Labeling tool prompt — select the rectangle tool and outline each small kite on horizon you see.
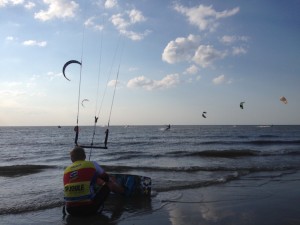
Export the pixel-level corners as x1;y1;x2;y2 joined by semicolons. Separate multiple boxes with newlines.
81;99;89;107
202;111;207;118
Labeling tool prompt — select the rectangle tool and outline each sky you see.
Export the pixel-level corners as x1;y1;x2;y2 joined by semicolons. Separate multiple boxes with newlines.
0;0;299;126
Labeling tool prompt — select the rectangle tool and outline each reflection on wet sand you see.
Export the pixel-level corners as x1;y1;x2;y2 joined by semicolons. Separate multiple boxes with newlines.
64;193;152;225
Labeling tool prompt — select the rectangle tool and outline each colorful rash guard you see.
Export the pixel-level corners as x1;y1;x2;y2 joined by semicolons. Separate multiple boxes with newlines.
63;160;105;206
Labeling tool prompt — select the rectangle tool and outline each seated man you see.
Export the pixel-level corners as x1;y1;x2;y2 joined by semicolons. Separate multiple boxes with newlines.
63;146;123;216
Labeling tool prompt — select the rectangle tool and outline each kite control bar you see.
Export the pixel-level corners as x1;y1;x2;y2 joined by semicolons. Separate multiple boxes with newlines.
74;126;109;149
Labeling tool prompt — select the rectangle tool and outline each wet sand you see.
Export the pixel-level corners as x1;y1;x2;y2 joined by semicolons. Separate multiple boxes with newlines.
1;170;300;225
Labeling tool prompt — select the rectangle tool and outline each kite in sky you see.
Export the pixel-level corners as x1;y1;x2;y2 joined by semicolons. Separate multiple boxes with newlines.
81;99;89;107
240;101;245;109
62;60;82;81
280;96;288;104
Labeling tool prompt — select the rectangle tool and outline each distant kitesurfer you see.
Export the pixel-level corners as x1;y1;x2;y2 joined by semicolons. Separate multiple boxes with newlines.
63;146;124;216
165;124;171;131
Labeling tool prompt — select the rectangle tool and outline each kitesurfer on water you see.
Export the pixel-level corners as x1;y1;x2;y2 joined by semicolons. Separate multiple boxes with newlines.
63;146;124;216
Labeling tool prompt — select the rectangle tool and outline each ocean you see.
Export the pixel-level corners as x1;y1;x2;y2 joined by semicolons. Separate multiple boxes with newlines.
0;125;300;216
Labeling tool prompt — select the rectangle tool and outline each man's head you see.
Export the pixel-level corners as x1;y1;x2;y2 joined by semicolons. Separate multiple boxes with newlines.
70;146;86;162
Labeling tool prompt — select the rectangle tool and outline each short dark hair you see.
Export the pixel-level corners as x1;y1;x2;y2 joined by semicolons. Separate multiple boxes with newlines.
70;146;86;162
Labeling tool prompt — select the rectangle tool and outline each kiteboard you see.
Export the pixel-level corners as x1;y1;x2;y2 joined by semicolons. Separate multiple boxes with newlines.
110;174;151;197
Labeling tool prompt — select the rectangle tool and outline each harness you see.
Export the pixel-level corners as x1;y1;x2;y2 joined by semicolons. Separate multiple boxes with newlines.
63;161;98;205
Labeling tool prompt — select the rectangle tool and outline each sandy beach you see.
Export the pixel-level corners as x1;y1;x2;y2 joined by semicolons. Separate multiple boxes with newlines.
1;170;300;225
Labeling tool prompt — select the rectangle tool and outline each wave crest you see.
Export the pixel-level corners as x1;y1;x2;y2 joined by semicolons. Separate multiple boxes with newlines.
0;165;55;177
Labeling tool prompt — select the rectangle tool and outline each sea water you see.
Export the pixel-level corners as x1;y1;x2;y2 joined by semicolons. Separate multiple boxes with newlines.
0;125;300;215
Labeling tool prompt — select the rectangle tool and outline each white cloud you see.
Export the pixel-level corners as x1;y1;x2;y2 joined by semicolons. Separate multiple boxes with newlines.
232;46;247;55
119;29;151;41
220;35;236;44
23;40;47;47
220;36;249;56
212;74;225;85
110;9;149;41
0;81;31;100
174;4;239;32
158;74;180;89
127;76;151;89
0;89;26;97
0;0;24;7
104;0;117;9
111;13;127;29
6;36;15;41
162;34;201;64
193;45;226;68
127;74;179;90
184;64;199;75
12;0;23;4
107;79;118;87
24;1;35;9
47;72;61;80
162;35;226;67
0;79;47;117
212;74;232;85
220;35;249;45
84;17;104;31
128;9;146;24
0;0;34;10
34;0;79;21
2;81;22;88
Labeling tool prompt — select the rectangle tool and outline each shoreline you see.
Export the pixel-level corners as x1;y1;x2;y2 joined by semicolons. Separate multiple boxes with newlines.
1;170;300;225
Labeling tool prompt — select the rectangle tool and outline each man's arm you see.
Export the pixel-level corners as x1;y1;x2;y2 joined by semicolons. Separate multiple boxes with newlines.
93;161;109;182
